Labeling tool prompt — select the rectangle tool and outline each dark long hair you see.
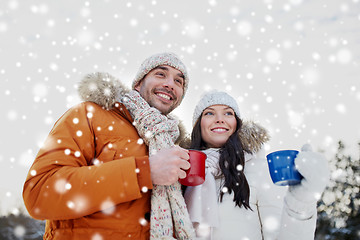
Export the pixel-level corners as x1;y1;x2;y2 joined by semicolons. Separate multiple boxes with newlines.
190;114;251;210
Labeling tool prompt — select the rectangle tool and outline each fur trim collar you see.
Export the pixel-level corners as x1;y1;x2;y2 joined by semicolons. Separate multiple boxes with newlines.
78;72;270;153
240;120;269;153
78;72;129;110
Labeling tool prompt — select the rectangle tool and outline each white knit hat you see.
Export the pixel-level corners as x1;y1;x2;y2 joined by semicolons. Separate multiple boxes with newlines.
132;52;189;95
192;90;241;126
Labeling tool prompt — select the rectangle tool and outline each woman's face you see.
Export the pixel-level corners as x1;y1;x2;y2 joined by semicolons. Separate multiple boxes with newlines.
200;104;237;148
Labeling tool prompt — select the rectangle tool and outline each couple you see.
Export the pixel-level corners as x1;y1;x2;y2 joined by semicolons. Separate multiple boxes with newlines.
23;53;329;239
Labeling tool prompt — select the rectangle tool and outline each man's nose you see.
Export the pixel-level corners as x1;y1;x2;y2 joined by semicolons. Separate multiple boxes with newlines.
162;77;175;90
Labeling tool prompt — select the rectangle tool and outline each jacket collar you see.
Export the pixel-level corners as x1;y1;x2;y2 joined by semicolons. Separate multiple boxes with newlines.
112;101;134;123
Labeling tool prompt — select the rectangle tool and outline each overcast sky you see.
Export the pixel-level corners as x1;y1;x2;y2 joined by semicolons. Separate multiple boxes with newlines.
1;0;359;215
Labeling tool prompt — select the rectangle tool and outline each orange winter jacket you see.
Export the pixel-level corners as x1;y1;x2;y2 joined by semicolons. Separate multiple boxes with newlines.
23;101;153;239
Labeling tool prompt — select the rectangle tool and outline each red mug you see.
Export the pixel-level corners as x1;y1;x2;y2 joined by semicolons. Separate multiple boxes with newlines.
179;149;207;186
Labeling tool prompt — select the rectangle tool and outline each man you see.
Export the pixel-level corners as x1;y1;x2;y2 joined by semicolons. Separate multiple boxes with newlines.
23;53;192;239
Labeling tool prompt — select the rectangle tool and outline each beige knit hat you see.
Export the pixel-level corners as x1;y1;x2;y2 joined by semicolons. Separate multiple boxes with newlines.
192;90;241;126
132;52;189;95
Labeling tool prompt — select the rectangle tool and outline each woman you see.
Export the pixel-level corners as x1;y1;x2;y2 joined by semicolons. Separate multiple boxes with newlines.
183;90;329;239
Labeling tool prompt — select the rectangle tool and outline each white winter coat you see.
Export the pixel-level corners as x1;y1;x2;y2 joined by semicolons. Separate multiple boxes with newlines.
187;149;317;240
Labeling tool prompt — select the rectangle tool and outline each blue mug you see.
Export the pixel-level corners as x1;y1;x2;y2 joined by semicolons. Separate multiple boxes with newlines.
266;150;303;186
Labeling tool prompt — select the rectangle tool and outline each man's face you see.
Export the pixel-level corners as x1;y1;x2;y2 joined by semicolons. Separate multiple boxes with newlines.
134;65;185;115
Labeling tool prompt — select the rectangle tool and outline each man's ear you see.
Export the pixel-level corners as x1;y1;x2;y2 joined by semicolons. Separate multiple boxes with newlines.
134;81;142;91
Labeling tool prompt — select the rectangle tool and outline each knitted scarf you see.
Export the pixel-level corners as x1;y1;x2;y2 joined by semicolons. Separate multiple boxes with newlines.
184;148;221;238
121;90;195;239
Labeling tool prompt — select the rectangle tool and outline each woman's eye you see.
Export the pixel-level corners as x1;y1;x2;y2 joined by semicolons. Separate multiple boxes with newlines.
225;111;234;116
204;112;214;116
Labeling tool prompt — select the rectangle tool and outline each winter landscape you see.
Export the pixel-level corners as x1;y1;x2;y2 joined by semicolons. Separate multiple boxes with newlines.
1;0;359;239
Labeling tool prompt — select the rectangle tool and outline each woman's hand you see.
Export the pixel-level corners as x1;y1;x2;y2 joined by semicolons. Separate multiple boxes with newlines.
289;144;330;203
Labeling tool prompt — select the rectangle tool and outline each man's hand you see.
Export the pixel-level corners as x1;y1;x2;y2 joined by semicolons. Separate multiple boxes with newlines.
149;146;191;185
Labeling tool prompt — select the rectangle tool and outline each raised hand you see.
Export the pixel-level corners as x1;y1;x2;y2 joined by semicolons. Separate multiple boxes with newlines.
149;146;190;185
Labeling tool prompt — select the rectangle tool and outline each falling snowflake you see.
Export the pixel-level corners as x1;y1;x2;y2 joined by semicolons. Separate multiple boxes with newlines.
301;68;320;86
77;30;95;47
236;21;252;36
49;62;58;71
130;18;138;27
335;104;346;114
236;164;243;171
7;110;18;121
91;233;103;240
18;150;35;167
101;199;116;215
32;83;48;99
67;201;75;209
67;195;89;213
139;217;148;226
287;110;303;128
265;48;281;64
54;179;72;194
93;159;101;166
196;223;211;237
13;225;26;238
64;149;71;155
263;216;279;232
336;48;352;64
